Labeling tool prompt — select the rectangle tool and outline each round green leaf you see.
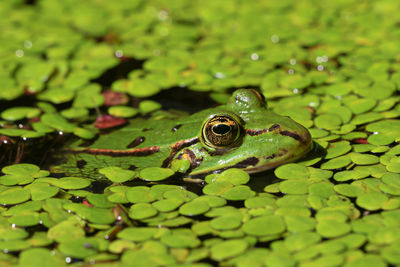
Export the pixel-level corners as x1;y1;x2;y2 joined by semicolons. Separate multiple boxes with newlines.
99;166;136;183
210;239;248;261
117;227;159;242
242;215;285;236
0;187;30;205
356;192;388;211
275;163;310;180
350;153;380;165
220;185;255;201
108;106;139;118
139;167;174;181
1;107;40;121
126;186;155;203
316;220;351;238
18;248;65;267
129;203;158;220
179;200;210;216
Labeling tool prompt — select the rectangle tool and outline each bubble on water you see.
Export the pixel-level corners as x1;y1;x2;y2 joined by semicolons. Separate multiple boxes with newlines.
158;10;169;21
16;49;24;57
316;56;329;63
317;65;324;71
293;88;299;94
84;243;93;248
58;131;64;135
65;257;71;263
250;53;259;60
289;58;297;65
288;69;295;75
271;34;280;43
11;224;16;228
22;137;27;141
24;40;32;49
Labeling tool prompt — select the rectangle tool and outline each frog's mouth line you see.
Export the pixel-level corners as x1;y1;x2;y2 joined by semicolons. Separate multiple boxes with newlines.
70;146;161;156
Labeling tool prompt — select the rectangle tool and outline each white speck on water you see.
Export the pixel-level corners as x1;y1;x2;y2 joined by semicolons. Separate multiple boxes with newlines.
11;224;16;228
250;53;259;60
16;49;24;57
18;124;24;129
309;102;317;107
22;137;27;141
65;257;71;263
215;72;225;79
3;140;8;144
58;131;64;135
317;65;324;71
293;88;299;94
289;58;297;65
288;69;294;75
115;50;124;58
373;131;379;134
271;34;280;43
3;249;8;253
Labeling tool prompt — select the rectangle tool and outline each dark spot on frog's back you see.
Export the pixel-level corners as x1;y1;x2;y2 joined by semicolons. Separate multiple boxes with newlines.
233;157;259;168
78;135;99;147
268;124;281;131
246;124;281;136
76;160;87;169
279;130;304;143
126;136;145;148
172;124;182;132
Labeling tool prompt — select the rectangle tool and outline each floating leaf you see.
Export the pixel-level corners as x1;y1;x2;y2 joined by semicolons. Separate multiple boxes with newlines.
139;167;174;181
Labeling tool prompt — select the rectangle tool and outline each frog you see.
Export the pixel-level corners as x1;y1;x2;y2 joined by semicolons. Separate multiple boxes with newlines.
54;89;312;179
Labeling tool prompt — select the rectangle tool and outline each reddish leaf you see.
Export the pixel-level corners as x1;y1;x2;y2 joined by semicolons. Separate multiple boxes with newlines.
94;115;126;129
354;138;369;144
82;199;94;207
102;90;129;106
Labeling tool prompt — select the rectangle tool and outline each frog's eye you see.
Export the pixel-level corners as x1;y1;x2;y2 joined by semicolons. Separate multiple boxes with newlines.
202;115;241;148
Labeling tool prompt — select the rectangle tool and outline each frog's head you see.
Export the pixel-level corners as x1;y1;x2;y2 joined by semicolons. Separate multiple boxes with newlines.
191;89;312;175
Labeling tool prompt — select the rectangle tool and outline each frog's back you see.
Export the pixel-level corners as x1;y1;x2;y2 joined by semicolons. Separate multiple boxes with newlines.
52;109;215;179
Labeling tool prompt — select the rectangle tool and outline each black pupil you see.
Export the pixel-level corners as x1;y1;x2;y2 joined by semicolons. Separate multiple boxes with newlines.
212;124;231;135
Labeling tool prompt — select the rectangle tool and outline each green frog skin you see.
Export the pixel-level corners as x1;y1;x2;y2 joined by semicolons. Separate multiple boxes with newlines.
56;89;312;178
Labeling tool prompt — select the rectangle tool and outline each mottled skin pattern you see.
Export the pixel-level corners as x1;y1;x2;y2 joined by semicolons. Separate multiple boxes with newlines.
54;89;312;179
